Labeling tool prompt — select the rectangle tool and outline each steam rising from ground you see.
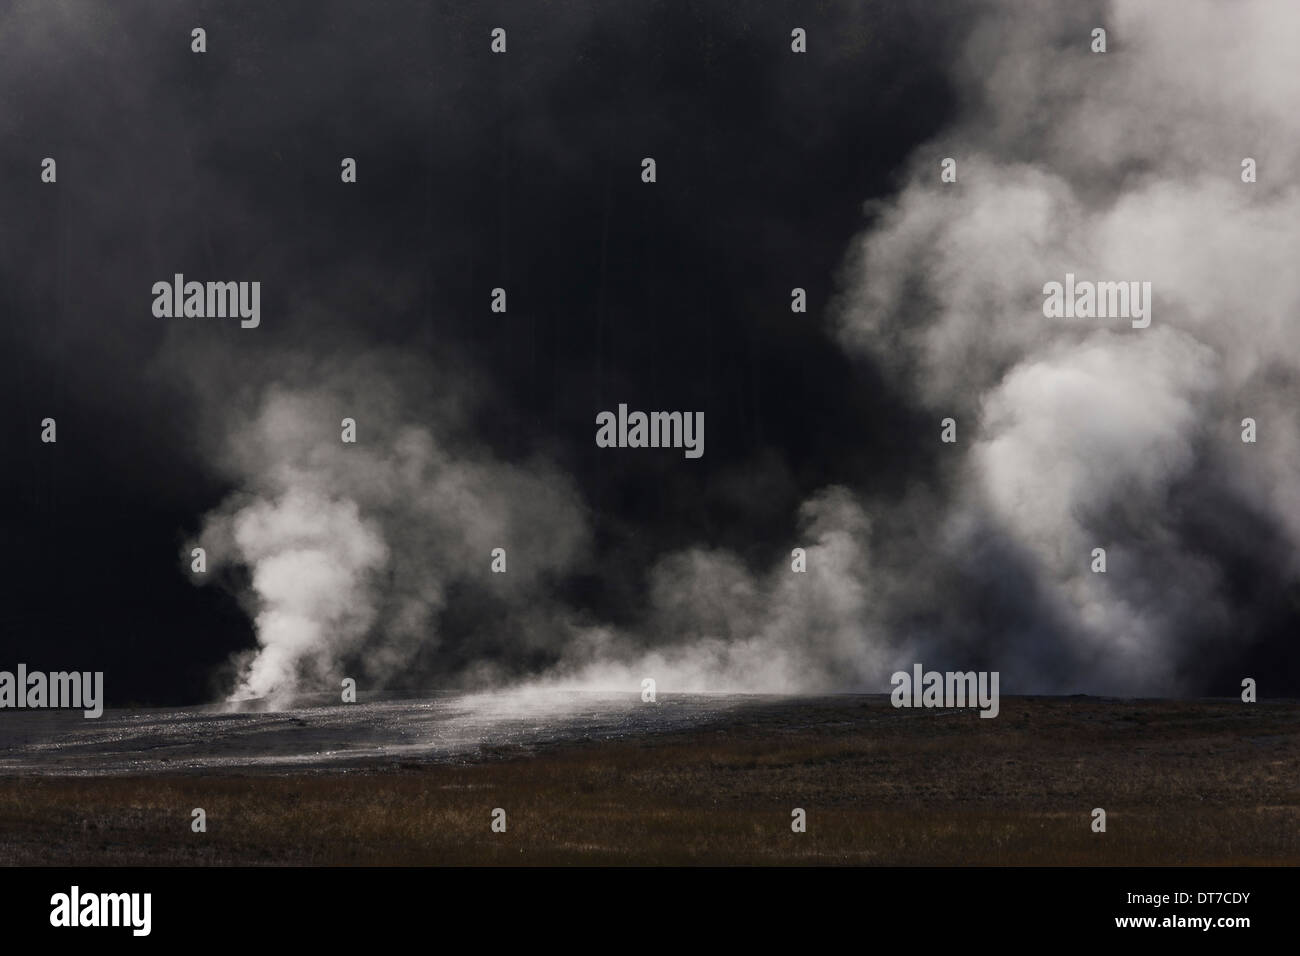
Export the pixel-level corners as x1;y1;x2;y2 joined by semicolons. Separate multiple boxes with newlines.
832;0;1300;694
538;487;894;693
192;354;590;707
195;1;1298;702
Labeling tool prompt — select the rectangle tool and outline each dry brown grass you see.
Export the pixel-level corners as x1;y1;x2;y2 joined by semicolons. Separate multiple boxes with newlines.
2;696;1297;865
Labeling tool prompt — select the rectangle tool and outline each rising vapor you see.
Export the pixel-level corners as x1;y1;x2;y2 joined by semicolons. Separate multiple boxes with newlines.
831;0;1300;694
189;351;591;706
190;1;1298;702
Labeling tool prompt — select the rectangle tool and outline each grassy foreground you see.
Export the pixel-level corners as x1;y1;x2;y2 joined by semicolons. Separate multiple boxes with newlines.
1;696;1297;865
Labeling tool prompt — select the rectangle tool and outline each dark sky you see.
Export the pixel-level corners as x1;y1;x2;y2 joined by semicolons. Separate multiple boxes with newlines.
2;1;1295;704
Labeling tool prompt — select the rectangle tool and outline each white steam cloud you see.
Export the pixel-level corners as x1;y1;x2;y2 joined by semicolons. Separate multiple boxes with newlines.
192;354;590;706
538;487;902;693
832;0;1300;693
